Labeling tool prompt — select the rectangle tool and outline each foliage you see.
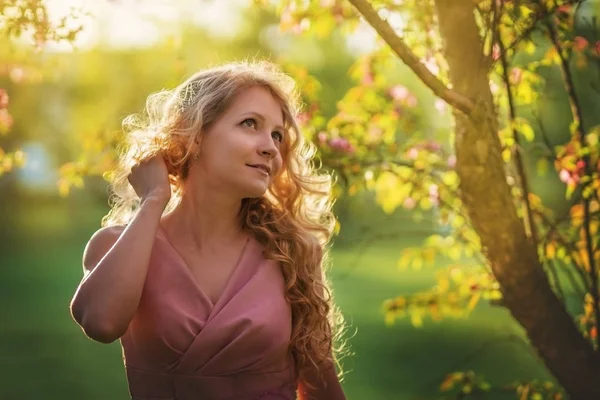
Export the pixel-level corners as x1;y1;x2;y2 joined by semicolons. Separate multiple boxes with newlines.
260;0;600;397
4;0;600;398
0;0;84;175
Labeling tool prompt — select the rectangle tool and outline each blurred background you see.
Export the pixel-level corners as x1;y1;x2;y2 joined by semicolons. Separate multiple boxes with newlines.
1;0;598;399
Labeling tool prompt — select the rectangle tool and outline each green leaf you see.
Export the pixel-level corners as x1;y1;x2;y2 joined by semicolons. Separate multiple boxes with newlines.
513;117;535;141
536;158;549;176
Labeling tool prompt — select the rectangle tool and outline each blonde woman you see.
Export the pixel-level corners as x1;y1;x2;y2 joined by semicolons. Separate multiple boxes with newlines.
69;61;347;400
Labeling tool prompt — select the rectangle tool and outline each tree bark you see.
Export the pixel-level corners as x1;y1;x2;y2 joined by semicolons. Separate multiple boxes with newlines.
432;0;600;398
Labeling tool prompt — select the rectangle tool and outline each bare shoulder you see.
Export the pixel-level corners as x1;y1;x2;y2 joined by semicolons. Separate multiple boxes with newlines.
82;225;127;275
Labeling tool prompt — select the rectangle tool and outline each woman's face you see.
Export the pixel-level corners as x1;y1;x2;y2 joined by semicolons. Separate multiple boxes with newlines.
188;85;286;199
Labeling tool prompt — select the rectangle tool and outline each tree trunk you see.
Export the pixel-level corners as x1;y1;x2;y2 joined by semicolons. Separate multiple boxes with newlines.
433;0;600;398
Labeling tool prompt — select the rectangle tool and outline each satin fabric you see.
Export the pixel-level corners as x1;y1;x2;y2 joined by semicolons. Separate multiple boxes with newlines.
119;227;297;400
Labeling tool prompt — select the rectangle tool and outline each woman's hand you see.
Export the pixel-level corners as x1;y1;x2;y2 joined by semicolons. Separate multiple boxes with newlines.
127;154;172;206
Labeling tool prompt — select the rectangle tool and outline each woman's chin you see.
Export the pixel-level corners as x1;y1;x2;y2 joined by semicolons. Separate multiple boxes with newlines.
241;183;269;198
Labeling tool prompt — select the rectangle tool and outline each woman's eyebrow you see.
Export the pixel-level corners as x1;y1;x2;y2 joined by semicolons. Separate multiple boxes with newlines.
240;111;285;132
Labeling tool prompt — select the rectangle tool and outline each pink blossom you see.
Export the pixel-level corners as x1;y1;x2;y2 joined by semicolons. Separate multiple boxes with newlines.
328;137;354;153
559;169;570;183
447;155;457;168
408;147;419;160
405;94;418;107
9;67;24;83
403;197;416;209
389;85;410;101
297;112;310;126
492;43;501;61
429;184;440;205
490;80;500;95
0;89;8;109
574;36;589;52
434;98;446;114
317;131;328;144
510;68;523;85
557;4;572;15
362;72;373;86
423;57;440;75
425;140;441;152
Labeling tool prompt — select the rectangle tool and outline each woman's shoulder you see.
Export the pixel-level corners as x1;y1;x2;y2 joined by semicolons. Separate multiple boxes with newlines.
86;225;127;247
82;225;127;274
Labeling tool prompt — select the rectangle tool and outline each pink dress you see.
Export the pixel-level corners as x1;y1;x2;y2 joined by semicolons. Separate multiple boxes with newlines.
120;227;297;400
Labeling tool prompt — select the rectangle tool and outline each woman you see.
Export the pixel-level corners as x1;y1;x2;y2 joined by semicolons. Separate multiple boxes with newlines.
69;61;347;400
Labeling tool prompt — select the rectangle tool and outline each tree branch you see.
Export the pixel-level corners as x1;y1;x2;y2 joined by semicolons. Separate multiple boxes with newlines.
544;10;600;347
496;0;538;244
533;109;558;160
346;0;475;115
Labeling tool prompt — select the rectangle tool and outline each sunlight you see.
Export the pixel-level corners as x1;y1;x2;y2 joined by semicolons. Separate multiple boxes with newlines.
44;0;248;51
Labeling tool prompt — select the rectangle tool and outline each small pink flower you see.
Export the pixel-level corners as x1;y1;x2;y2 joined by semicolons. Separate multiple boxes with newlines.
429;184;439;205
317;131;328;144
408;147;419;160
489;80;500;94
405;94;418;107
426;140;441;152
559;169;570;183
492;44;501;61
297;112;310;126
362;72;373;86
557;4;572;15
423;57;440;75
328;137;353;153
434;98;446;114
329;137;343;149
403;197;416;209
510;67;523;85
0;89;8;109
389;85;410;101
9;67;24;83
447;155;457;168
573;36;589;52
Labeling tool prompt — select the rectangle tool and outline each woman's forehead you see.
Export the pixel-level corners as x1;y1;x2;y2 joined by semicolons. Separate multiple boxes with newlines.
227;86;285;123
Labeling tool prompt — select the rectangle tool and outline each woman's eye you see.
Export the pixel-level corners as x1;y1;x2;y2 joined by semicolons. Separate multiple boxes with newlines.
272;131;283;142
242;118;256;129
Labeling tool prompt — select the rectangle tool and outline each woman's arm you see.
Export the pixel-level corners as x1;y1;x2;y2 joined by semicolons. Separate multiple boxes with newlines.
70;155;171;343
69;196;167;343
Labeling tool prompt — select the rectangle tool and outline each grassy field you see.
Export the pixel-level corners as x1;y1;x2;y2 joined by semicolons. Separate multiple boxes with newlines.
0;194;555;400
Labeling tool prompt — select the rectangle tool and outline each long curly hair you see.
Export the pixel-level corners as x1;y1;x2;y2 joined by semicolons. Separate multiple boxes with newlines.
102;60;347;386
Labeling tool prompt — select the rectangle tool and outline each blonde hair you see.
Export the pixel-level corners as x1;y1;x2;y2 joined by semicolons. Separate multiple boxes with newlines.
103;60;346;385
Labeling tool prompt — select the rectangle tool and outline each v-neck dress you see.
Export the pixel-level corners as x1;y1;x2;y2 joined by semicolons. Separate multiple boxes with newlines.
119;227;297;400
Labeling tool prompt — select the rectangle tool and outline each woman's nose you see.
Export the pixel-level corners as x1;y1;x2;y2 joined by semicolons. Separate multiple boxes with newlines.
257;133;278;158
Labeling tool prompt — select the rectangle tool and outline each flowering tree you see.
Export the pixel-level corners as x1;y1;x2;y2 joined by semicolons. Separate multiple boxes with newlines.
0;0;83;175
4;0;600;398
260;0;600;398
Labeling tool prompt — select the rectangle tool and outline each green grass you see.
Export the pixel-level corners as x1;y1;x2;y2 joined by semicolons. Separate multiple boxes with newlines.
0;197;555;400
329;243;554;399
